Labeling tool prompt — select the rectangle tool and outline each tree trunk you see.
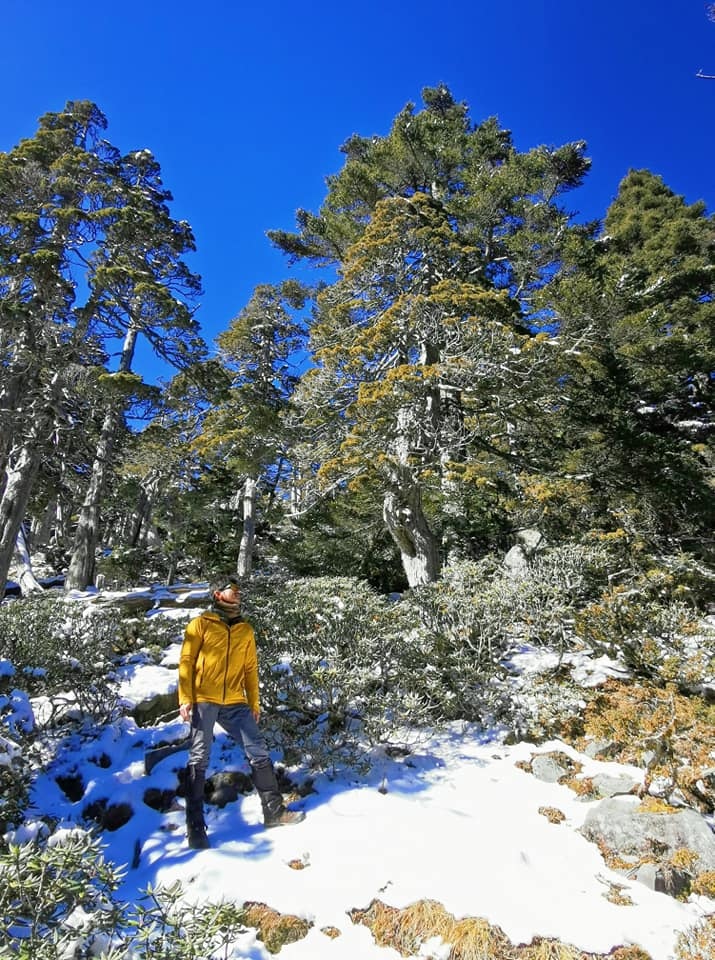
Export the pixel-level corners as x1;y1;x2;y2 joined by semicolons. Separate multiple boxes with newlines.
236;476;258;578
12;525;44;596
128;470;160;547
65;405;117;591
439;384;468;565
0;443;42;598
30;499;56;549
382;404;441;587
165;556;178;586
65;324;139;591
383;482;441;587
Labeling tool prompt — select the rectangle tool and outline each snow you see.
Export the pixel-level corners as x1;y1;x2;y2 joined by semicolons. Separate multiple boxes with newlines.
3;608;714;959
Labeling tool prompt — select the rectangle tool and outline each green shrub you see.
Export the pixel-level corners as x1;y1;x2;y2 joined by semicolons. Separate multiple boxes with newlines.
0;831;122;956
575;587;715;685
243;576;435;769
0;833;255;959
0;597;123;725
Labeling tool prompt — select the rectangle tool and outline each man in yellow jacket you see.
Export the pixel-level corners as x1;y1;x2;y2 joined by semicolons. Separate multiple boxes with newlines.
179;576;305;849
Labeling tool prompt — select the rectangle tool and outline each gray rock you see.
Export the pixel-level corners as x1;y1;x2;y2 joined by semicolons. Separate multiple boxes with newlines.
583;739;618;760
531;755;569;783
634;862;691;898
581;797;715;874
516;529;544;554
504;545;529;579
591;772;641;798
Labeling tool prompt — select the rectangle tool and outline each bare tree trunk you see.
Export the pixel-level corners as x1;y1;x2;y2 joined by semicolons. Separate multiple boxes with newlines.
65;405;116;591
0;443;42;597
65;324;139;591
12;524;44;595
382;402;441;587
165;556;178;586
128;470;160;547
31;498;56;548
236;476;258;578
383;479;440;587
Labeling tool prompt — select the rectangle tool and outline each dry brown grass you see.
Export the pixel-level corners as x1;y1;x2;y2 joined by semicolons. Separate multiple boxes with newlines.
241;901;312;953
607;949;653;960
691;871;715;898
538;806;566;824
349;898;654;960
603;882;634;907
520;941;583;960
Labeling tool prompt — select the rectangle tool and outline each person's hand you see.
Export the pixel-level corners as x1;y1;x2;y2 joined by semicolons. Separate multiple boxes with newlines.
252;708;261;723
179;702;192;723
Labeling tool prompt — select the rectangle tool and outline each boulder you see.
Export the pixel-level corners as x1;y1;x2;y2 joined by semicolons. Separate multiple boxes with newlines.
591;772;641;798
580;797;715;874
531;754;570;783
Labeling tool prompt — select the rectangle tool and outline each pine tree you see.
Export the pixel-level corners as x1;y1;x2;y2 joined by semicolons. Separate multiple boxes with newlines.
193;281;308;576
0;101;204;597
272;87;590;585
0;102;118;596
546;170;714;547
64;144;203;590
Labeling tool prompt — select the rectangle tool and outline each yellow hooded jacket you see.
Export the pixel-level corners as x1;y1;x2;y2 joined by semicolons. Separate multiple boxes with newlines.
178;611;259;713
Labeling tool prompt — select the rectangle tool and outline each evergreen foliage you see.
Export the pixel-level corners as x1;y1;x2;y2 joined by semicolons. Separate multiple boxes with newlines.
0;597;123;725
270;86;592;585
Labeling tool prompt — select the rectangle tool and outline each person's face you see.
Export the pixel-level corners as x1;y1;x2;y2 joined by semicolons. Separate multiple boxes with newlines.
214;584;240;605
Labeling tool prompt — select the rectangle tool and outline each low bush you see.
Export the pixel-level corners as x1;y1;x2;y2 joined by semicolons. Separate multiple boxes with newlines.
575;587;714;686
243;576;436;769
0;597;123;726
579;680;715;810
0;831;289;959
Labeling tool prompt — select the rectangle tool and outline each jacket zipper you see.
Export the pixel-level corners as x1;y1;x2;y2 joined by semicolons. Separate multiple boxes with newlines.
223;622;232;702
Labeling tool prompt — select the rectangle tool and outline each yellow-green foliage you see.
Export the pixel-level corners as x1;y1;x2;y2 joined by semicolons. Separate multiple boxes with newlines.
580;680;715;808
674;915;715;959
691;871;715;899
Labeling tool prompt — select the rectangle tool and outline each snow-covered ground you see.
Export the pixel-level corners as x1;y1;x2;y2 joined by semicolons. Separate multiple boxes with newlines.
4;603;714;959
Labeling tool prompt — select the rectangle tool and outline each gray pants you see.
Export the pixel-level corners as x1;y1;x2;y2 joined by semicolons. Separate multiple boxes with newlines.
188;702;271;771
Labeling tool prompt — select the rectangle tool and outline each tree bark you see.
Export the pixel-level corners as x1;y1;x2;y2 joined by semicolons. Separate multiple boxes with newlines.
383;482;441;587
128;470;161;548
65;405;117;591
12;525;44;595
236;476;258;578
382;404;442;587
0;443;42;598
65;324;139;591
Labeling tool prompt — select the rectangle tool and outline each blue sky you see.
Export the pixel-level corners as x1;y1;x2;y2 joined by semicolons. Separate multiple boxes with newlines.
3;0;714;381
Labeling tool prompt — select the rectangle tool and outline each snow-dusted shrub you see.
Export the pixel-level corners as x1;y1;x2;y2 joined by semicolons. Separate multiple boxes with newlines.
243;576;435;768
404;561;517;722
675;915;715;960
575;587;715;685
0;831;121;954
0;833;253;959
0;597;123;725
115;611;188;663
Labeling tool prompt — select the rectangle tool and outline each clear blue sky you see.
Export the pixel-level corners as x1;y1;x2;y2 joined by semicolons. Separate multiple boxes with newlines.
3;0;714;381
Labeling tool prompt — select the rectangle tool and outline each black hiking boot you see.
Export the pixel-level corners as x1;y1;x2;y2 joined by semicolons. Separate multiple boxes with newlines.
250;759;306;829
263;806;306;829
185;765;210;849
